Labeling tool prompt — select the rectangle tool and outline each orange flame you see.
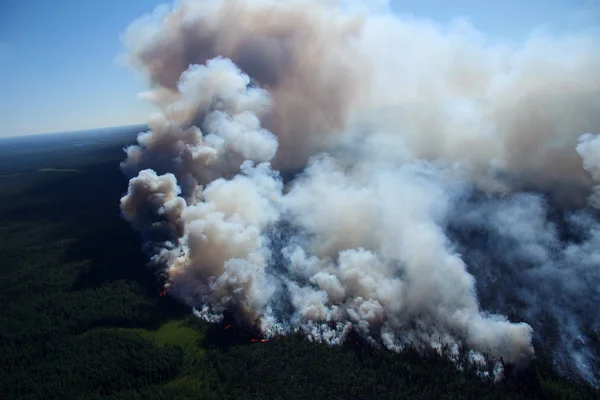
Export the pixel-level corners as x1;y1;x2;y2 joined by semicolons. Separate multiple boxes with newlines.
260;339;267;343
251;338;258;343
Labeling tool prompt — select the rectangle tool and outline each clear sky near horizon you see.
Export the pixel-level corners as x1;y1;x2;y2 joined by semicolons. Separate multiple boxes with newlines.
0;0;598;137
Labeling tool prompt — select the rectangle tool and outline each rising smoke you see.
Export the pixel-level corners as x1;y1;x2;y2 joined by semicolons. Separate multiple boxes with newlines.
119;0;600;386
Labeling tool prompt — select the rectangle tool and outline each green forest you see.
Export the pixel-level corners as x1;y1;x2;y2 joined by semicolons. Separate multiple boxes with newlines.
0;128;598;399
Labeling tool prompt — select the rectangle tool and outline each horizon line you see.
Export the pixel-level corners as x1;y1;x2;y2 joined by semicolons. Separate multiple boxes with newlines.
1;123;149;140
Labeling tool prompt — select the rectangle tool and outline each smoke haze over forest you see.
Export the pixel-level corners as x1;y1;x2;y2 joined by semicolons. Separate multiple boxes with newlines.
118;0;600;386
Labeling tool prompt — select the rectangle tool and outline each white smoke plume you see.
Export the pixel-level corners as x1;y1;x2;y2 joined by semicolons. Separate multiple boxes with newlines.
119;0;600;385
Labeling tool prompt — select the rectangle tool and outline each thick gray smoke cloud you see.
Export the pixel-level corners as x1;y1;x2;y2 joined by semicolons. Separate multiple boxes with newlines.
122;0;367;170
119;0;600;385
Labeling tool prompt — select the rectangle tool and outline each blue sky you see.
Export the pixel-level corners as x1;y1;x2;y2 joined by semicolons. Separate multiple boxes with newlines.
0;0;597;137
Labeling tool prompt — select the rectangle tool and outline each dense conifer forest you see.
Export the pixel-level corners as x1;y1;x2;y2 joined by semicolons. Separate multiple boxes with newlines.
0;128;598;399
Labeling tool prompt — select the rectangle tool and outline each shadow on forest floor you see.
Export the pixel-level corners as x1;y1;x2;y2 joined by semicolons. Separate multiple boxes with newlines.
62;209;190;330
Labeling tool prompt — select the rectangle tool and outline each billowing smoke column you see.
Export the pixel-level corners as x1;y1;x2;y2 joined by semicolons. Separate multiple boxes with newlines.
119;0;600;385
